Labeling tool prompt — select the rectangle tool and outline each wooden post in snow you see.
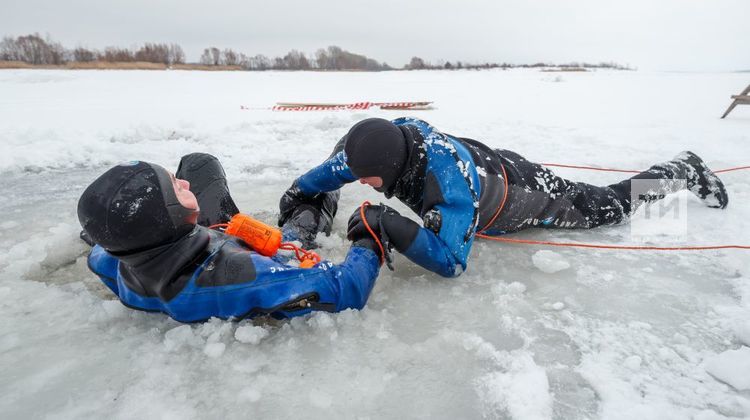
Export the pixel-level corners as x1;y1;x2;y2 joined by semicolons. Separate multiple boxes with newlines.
721;84;750;119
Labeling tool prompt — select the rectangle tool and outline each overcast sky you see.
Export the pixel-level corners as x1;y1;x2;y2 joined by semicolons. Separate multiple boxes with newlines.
3;0;749;71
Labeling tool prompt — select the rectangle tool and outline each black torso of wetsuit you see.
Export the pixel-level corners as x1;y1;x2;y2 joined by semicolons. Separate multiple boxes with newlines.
110;226;258;302
382;125;508;231
376;126;605;234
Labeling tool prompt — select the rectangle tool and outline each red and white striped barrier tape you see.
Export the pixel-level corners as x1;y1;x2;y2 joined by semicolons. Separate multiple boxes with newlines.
241;101;433;111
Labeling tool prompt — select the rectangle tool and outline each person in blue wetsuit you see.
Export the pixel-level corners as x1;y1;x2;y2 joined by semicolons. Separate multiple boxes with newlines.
78;153;381;323
279;118;729;278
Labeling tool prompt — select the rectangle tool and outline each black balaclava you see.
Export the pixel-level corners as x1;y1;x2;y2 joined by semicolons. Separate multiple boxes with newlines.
77;161;198;254
343;118;409;193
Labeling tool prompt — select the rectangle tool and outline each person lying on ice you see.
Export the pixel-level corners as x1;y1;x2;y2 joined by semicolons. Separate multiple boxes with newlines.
279;117;729;278
77;153;382;323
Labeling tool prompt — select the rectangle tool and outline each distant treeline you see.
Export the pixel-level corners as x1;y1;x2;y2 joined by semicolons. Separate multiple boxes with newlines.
0;34;186;65
198;45;391;71
0;33;391;71
404;56;633;71
0;33;632;71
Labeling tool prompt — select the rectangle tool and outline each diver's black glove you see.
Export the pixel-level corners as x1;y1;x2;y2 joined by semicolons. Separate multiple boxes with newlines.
278;181;338;234
347;204;395;242
347;204;402;270
278;181;311;227
351;238;384;262
348;204;423;269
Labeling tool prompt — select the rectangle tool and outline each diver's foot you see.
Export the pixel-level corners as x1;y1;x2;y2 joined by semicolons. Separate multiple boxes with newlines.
674;151;729;209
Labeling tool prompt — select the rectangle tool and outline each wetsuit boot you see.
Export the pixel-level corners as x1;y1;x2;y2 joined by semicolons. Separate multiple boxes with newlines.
176;153;239;226
674;151;729;209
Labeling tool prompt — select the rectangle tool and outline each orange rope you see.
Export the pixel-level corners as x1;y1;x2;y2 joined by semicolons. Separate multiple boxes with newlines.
475;233;750;251
716;165;750;174
279;242;321;265
359;201;386;265
541;163;640;173
478;163;509;234
541;163;750;174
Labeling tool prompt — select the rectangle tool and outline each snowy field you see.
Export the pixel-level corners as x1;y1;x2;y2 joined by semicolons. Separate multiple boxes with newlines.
1;68;749;420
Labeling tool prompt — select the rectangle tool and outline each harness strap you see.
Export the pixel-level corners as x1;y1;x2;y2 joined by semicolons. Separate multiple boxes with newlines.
477;163;509;234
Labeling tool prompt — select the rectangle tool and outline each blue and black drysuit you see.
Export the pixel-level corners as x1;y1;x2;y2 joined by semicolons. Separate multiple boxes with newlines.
290;118;692;277
85;154;380;323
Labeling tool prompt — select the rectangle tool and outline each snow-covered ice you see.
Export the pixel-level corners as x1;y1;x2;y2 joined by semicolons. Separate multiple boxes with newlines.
705;346;750;391
532;250;571;273
0;68;749;419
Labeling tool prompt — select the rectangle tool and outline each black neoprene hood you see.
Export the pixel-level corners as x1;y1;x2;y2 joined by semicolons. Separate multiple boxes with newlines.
343;118;409;192
77;161;196;253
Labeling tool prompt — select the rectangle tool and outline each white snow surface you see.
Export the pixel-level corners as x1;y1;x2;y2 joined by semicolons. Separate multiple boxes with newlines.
705;346;750;391
0;69;749;419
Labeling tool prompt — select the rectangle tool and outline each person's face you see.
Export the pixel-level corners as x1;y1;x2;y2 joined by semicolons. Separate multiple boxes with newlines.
359;176;383;189
170;173;199;211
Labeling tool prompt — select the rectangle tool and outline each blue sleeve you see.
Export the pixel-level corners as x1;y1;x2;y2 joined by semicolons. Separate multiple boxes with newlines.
291;246;381;314
399;171;477;278
295;151;357;195
187;246;381;321
402;228;462;277
400;198;476;278
87;244;380;322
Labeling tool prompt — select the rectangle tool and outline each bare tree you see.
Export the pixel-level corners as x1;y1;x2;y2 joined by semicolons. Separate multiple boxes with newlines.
407;56;426;70
0;36;21;61
168;44;185;65
223;48;238;66
199;47;221;65
1;33;68;65
315;48;328;70
200;48;212;65
210;47;221;66
73;47;97;62
102;47;134;62
248;54;271;70
281;50;310;70
134;43;170;64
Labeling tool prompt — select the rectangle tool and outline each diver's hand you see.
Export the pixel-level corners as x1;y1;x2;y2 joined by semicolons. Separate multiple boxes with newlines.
278;181;311;227
347;204;399;271
347;204;395;242
350;237;384;261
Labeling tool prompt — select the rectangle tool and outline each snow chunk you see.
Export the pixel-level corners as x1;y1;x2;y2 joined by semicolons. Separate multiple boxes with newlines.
705;347;750;390
624;355;642;370
234;325;269;345
164;325;204;351
532;250;571;273
476;355;552;420
203;342;226;358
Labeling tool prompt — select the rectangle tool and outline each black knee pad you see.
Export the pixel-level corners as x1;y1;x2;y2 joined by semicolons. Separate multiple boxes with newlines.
176;153;239;226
